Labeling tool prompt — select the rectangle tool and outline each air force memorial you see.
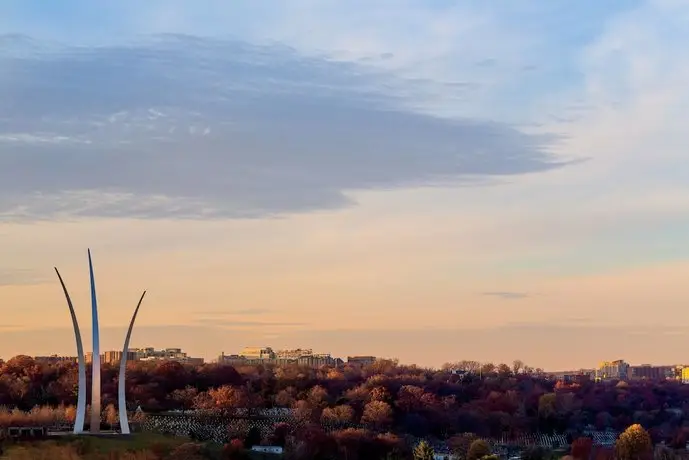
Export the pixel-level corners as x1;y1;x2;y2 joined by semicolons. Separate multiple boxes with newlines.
55;249;146;435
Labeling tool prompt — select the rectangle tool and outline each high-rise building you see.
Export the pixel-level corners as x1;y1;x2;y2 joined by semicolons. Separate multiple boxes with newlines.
596;359;629;381
629;364;675;380
680;366;689;383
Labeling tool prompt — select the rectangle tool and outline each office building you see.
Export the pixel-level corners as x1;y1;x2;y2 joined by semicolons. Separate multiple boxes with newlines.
218;346;342;368
595;359;629;381
239;347;276;360
347;356;377;366
35;355;77;364
629;364;675;380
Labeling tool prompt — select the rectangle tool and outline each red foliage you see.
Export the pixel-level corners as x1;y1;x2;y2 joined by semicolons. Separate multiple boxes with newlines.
2;355;688;454
571;437;593;460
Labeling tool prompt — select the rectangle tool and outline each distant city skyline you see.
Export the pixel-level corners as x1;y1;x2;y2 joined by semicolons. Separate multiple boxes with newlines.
2;1;689;370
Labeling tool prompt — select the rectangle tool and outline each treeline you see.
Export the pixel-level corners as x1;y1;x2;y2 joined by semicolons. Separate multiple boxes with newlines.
2;355;689;448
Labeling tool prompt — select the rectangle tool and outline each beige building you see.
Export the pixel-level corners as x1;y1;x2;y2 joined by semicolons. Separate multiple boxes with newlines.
276;348;313;360
35;355;77;364
134;347;204;365
239;347;275;360
86;350;136;365
218;347;342;368
85;347;203;366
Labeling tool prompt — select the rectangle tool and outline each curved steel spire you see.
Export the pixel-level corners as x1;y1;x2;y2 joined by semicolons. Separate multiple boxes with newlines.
118;291;146;434
54;267;86;434
88;249;101;433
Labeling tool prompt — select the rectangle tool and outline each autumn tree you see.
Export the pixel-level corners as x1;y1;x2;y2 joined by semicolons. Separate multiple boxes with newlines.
467;439;491;460
196;385;250;413
413;440;435;460
538;393;557;419
480;362;496;376
370;386;391;402
449;433;478;459
306;385;329;409
615;424;652;460
361;400;393;430
169;386;198;413
103;404;118;431
497;363;512;377
321;405;354;426
396;385;425;412
293;399;317;425
274;387;295;407
512;359;524;375
571;437;593;460
64;405;77;424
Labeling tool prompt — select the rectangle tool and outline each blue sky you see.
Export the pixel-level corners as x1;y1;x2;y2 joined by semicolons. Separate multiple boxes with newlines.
1;0;689;369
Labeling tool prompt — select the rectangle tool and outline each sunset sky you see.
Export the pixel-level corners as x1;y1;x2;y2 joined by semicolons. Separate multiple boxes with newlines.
1;0;689;370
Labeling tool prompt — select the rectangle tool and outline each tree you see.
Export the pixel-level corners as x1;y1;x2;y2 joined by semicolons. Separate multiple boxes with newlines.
396;385;425;412
413;440;435;460
131;407;147;426
274;387;295;407
306;385;329;408
512;360;524;375
362;400;393;430
449;433;478;459
497;363;512;377
193;385;250;413
538;393;557;419
615;424;652;460
64;405;77;425
480;363;496;376
169;386;198;413
103;404;118;431
321;405;354;426
467;439;491;460
370;386;391;402
571;437;593;460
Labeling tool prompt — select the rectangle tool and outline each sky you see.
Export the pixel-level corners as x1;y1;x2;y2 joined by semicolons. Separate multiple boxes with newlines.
1;0;689;370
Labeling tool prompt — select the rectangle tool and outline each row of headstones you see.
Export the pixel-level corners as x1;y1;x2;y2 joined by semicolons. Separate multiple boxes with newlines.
142;416;278;444
141;415;365;444
492;433;569;447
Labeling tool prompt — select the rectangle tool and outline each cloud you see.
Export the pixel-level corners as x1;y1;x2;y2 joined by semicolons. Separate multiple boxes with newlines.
197;308;272;316
192;318;306;328
481;291;530;300
0;268;49;287
0;34;567;221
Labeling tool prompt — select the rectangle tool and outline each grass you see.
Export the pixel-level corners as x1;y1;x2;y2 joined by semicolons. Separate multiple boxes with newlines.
0;432;191;459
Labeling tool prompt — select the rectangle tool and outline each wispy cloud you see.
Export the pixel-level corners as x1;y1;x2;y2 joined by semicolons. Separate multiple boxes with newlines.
192;318;306;328
196;308;272;316
481;291;530;300
0;268;49;287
